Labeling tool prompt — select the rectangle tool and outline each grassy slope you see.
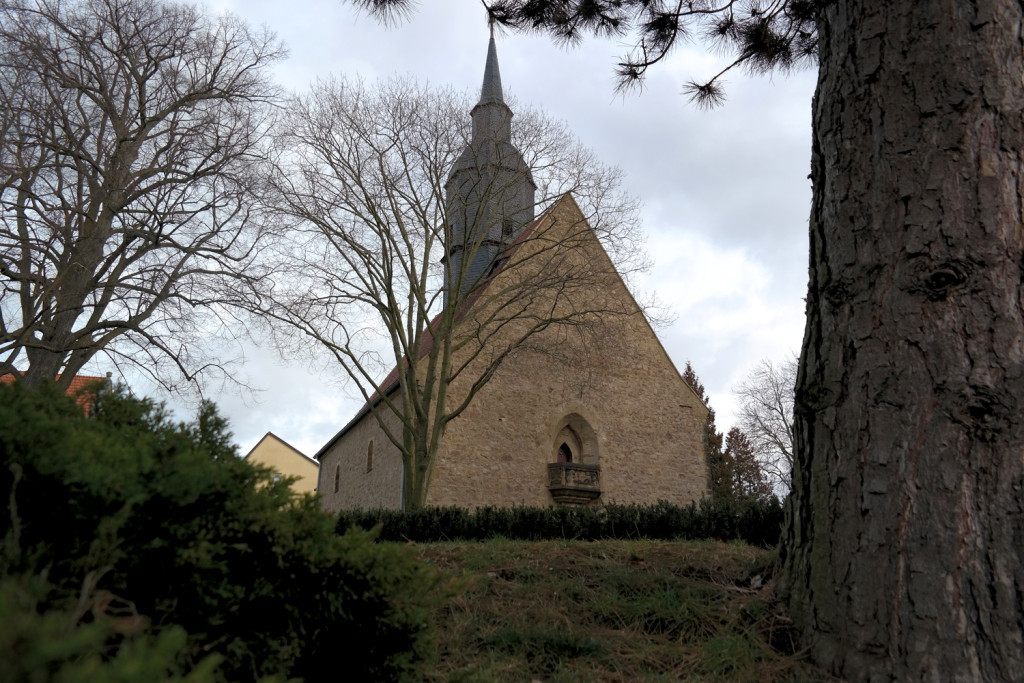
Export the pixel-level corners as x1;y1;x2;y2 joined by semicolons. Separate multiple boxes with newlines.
417;539;838;682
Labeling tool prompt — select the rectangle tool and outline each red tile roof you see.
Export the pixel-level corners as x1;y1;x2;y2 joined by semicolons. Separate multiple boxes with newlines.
1;372;109;416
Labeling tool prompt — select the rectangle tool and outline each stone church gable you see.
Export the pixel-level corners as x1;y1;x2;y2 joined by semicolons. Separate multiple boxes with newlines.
314;34;708;513
316;194;708;512
425;194;708;509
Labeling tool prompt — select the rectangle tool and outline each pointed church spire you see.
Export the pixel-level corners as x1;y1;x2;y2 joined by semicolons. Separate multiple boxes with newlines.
470;29;512;143
444;30;536;306
479;27;504;106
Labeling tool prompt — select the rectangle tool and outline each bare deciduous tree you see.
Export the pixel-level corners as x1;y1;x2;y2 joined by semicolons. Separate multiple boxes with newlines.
734;355;796;494
0;0;283;392
262;76;647;509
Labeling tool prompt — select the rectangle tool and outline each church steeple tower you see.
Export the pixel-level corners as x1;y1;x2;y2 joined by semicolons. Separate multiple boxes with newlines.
444;29;536;306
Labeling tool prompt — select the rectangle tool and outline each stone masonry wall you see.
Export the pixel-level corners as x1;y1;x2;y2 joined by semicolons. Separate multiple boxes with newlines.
317;404;404;513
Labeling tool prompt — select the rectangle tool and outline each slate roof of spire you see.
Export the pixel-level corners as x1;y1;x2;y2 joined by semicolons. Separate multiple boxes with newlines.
479;33;504;105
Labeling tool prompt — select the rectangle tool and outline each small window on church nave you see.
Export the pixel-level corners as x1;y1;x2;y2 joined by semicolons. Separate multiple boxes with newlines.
366;439;374;473
334;465;340;493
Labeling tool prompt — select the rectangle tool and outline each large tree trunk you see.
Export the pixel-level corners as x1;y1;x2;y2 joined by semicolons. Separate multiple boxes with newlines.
781;1;1024;680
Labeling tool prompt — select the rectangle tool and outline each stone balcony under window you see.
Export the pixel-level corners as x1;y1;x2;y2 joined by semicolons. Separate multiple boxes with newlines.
547;462;601;505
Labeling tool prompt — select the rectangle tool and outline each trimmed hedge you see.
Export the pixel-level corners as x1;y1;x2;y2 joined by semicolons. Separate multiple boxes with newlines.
336;497;784;546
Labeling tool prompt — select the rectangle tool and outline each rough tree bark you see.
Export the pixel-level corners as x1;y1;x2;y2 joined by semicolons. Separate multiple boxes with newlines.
781;2;1024;680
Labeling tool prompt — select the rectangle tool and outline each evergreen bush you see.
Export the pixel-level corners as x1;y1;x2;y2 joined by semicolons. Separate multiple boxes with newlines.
336;496;784;546
0;575;221;683
0;381;438;682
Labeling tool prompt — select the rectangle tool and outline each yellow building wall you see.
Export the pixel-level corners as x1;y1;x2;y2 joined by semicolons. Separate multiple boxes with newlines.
244;433;319;495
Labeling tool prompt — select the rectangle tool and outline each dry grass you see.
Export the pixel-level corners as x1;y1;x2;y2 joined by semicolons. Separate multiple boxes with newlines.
416;539;838;682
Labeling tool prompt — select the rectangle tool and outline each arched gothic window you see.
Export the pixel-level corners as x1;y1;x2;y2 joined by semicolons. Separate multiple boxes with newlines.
553;414;598;466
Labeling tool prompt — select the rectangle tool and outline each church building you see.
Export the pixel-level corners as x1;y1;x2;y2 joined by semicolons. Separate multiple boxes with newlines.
315;35;708;511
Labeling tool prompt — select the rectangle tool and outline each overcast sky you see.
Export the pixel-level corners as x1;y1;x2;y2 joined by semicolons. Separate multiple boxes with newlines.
121;0;817;457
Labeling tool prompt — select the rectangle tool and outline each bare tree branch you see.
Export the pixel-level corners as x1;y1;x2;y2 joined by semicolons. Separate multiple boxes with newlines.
0;0;284;393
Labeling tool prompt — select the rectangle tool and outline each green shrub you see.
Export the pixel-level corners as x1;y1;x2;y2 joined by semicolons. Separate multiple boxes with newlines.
336;497;784;546
0;575;221;683
0;381;438;682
